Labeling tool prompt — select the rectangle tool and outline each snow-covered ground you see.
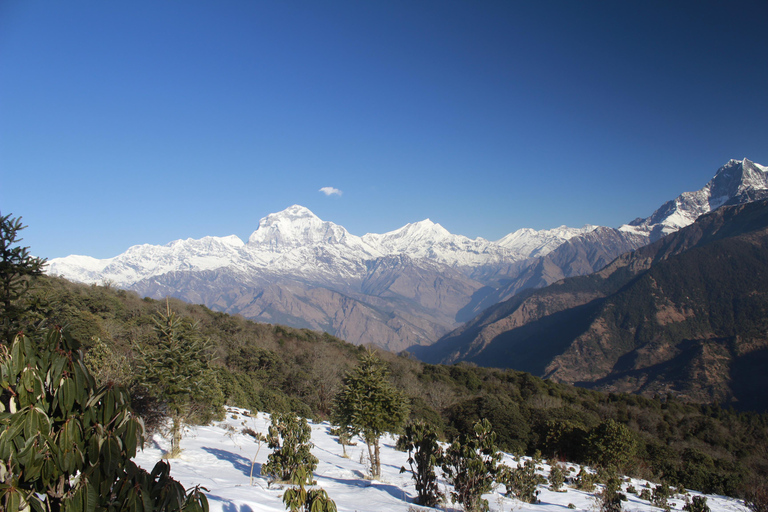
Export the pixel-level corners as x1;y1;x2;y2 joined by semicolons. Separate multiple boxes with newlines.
134;407;750;512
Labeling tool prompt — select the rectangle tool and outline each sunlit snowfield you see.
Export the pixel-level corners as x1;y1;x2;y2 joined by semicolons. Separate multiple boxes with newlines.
134;408;750;512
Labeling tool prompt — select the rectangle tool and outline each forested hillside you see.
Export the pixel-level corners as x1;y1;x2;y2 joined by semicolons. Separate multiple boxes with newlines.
17;273;768;497
419;199;768;412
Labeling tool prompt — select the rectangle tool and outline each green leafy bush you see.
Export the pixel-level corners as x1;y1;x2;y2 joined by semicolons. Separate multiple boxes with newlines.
262;413;318;485
441;418;501;512
498;457;544;503
683;496;710;512
548;461;566;492
0;328;207;511
397;421;444;507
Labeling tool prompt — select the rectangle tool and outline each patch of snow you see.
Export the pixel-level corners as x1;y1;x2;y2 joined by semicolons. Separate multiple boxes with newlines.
134;407;751;512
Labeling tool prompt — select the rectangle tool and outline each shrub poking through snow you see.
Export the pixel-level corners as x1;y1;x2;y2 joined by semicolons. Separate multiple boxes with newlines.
594;472;626;512
653;481;672;511
282;467;337;512
262;413;318;485
441;418;502;512
684;496;711;512
575;467;597;492
549;460;567;492
397;421;444;508
498;457;543;503
261;413;336;511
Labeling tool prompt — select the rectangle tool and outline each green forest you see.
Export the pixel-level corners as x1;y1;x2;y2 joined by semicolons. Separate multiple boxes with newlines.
18;273;768;498
1;215;767;504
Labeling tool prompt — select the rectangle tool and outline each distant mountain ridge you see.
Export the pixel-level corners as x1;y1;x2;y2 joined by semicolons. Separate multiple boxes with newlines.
48;158;768;351
417;198;768;411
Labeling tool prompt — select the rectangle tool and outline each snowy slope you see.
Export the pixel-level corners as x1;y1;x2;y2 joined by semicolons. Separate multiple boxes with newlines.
135;407;751;512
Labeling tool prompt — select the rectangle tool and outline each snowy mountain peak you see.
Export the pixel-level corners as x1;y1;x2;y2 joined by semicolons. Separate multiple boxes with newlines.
394;219;451;240
497;224;599;258
247;205;351;250
620;158;768;240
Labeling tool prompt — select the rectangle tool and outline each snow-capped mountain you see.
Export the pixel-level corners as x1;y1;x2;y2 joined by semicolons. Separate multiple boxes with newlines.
497;225;599;258
45;207;584;351
48;207;532;288
621;158;768;241
362;219;522;268
47;235;247;288
46;158;768;352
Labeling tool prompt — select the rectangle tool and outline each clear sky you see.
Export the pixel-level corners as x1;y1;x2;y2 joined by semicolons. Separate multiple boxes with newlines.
2;0;767;259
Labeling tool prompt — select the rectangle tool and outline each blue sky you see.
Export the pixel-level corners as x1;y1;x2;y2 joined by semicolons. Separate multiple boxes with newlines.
2;1;767;259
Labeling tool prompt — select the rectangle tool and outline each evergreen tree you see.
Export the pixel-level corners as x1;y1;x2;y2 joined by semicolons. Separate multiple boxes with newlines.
0;327;208;511
441;418;502;512
397;421;444;507
0;214;46;343
586;419;637;473
134;302;223;457
333;350;408;479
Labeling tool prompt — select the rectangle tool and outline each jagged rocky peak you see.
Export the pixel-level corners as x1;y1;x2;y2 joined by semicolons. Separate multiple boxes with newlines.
621;158;768;241
246;205;353;250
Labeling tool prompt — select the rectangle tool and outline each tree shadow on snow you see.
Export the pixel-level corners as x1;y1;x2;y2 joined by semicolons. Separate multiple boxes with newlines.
200;446;258;477
222;504;253;512
321;474;414;504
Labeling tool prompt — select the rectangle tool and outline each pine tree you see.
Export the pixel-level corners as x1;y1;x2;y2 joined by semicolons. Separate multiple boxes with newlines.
134;302;223;457
586;419;637;473
0;214;46;343
397;421;444;507
333;350;408;479
0;327;208;511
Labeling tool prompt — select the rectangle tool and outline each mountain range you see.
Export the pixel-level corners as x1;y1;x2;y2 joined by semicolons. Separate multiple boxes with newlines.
417;197;768;411
48;158;768;353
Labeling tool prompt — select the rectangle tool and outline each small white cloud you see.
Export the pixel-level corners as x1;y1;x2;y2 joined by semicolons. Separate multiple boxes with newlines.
319;186;342;196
